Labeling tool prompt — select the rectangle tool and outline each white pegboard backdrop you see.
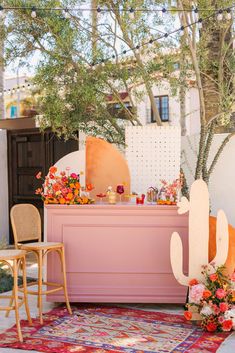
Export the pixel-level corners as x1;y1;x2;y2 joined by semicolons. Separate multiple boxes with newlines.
125;126;181;193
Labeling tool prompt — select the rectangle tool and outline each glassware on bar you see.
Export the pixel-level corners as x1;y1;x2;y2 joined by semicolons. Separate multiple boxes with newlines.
96;193;106;203
116;184;125;202
147;187;158;204
136;194;145;205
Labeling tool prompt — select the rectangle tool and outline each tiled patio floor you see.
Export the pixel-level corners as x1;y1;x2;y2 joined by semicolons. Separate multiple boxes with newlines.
0;260;235;353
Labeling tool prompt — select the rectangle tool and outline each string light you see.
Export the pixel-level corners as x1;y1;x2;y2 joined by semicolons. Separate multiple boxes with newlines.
31;6;37;18
129;7;135;20
0;5;233;14
63;9;71;19
179;26;184;36
0;5;4;18
217;10;223;21
226;9;232;20
90;5;234;69
198;18;203;29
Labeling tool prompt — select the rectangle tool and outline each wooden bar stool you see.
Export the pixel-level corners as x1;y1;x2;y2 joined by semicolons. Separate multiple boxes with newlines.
0;249;32;342
10;204;72;324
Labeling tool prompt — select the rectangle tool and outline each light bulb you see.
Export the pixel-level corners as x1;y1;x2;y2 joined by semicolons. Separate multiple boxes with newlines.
0;5;4;18
217;12;223;21
226;11;232;20
129;7;135;20
64;10;71;19
31;7;37;18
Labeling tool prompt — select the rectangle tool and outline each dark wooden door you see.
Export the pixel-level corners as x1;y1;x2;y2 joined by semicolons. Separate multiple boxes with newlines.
8;129;78;243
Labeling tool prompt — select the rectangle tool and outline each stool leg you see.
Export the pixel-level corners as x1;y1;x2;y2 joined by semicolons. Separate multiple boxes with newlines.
5;289;14;318
22;256;32;325
38;250;43;324
5;261;15;318
13;259;23;342
60;247;72;315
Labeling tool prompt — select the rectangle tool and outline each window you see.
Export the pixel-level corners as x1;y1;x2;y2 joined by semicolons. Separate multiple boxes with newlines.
151;95;169;122
108;102;132;120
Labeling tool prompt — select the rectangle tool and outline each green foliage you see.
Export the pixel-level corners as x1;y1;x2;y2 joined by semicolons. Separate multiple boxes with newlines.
2;0;180;143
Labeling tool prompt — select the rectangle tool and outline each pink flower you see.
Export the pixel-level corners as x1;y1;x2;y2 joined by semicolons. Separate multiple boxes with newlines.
189;283;205;304
70;173;78;179
218;316;225;324
219;302;229;313
216;288;226;299
36;171;42;179
209;273;218;282
212;304;220;315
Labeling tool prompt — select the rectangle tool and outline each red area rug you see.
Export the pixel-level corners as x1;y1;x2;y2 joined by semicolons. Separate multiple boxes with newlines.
0;305;231;352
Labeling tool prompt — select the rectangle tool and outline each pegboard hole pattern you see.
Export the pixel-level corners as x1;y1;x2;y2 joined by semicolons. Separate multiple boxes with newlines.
125;126;181;193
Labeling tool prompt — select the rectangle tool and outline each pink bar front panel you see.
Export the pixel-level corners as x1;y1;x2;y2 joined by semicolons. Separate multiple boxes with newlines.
45;204;188;303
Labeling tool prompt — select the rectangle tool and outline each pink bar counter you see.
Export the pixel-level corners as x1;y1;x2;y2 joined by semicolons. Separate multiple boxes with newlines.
45;204;188;303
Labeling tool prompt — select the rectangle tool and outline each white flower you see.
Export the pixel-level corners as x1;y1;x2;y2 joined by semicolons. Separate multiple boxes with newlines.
200;305;214;316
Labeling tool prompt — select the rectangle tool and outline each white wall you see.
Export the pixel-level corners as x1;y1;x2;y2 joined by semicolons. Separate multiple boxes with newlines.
0;130;9;242
182;134;235;226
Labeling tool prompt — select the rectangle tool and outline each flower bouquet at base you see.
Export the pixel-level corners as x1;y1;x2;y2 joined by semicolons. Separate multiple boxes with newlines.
184;264;235;332
157;179;181;205
35;166;94;205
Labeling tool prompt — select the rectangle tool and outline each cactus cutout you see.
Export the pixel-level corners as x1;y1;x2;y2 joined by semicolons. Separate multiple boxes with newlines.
170;179;229;286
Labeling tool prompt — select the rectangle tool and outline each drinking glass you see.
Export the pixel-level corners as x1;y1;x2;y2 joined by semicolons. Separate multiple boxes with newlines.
116;184;124;202
96;193;106;203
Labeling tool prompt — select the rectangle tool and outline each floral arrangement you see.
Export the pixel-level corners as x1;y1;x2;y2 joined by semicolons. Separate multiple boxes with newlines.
35;166;94;205
157;179;181;205
184;264;235;332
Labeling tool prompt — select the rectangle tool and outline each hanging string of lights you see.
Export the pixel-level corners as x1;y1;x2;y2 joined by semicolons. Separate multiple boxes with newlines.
0;4;234;15
90;4;234;69
0;83;36;97
0;4;234;95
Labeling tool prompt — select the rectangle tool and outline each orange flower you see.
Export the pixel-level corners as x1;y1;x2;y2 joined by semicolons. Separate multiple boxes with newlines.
86;183;94;191
52;183;61;192
49;166;57;174
35;188;42;195
74;189;79;196
66;193;73;200
82;197;88;204
70;183;75;188
189;278;199;286
184;311;192;320
203;290;212;299
59;198;66;204
75;182;80;189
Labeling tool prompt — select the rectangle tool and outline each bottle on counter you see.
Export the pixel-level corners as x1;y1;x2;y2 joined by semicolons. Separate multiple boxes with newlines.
107;186;117;204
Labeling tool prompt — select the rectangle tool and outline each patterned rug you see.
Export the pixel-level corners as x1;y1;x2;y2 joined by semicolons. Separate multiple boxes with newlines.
0;305;231;353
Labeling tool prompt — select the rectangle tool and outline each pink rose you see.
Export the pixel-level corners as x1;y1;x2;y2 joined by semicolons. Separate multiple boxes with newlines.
218;316;224;324
219;302;229;313
189;283;205;304
216;288;226;299
212;304;220;315
70;173;78;179
209;273;218;282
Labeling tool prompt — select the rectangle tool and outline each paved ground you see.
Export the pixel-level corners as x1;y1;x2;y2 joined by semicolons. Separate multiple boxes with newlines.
0;260;235;352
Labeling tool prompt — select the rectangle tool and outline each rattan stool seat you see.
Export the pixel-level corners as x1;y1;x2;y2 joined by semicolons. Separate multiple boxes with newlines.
0;249;26;260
